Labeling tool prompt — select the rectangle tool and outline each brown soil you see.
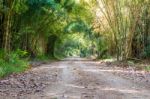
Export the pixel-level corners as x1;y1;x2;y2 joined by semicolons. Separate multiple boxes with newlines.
0;57;150;99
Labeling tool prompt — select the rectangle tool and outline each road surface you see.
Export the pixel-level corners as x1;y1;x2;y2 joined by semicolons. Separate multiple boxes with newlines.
0;58;150;99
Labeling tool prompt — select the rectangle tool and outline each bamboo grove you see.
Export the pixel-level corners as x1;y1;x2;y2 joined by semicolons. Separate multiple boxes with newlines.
0;0;150;61
94;0;150;60
0;0;94;57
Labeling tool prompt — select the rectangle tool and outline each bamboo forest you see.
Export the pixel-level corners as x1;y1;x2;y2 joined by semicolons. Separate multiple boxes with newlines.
0;0;150;98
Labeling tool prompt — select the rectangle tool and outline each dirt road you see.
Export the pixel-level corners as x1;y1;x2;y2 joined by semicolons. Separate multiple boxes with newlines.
0;58;150;99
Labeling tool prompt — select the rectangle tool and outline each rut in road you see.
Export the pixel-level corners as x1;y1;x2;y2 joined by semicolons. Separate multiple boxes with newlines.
0;58;150;99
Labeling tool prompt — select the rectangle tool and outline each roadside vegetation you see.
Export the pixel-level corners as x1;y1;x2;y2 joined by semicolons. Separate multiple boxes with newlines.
0;50;28;77
0;0;150;77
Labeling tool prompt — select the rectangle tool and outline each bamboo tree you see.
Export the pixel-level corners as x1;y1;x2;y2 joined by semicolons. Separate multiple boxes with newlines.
3;0;16;52
94;0;150;60
0;0;3;48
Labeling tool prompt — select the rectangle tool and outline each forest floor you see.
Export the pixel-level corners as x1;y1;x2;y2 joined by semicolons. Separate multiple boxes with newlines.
0;57;150;99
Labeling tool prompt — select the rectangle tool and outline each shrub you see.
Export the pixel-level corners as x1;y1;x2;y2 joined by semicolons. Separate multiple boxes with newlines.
0;50;29;77
145;45;150;58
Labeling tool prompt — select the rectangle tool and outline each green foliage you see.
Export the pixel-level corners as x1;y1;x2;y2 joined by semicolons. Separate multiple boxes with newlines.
13;0;28;14
1;0;149;79
145;66;150;72
64;20;89;33
34;54;57;61
5;0;95;59
54;33;93;59
144;45;150;58
94;0;150;60
0;0;150;81
0;50;29;77
93;36;109;59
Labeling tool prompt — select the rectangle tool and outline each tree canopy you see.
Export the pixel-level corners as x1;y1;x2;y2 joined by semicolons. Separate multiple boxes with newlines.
0;0;150;76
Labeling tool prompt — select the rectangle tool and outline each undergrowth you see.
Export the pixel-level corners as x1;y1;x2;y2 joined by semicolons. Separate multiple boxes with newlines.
0;49;29;78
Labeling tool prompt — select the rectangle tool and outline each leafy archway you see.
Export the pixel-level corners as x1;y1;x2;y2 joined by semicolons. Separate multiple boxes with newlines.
54;33;93;59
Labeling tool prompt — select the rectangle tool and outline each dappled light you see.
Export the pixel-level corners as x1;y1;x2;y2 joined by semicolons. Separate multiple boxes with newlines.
54;33;94;58
0;0;150;98
84;68;146;75
99;87;140;94
65;84;85;89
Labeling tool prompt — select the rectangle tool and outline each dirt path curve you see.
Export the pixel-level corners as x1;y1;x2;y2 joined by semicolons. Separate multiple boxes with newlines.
0;57;150;99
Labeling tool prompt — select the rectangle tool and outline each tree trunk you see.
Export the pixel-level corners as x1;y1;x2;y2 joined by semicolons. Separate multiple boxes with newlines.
0;0;4;48
2;0;15;52
3;12;11;52
0;13;4;48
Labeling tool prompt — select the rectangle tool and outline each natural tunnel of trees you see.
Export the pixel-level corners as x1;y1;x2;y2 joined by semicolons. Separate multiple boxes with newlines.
0;0;150;77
